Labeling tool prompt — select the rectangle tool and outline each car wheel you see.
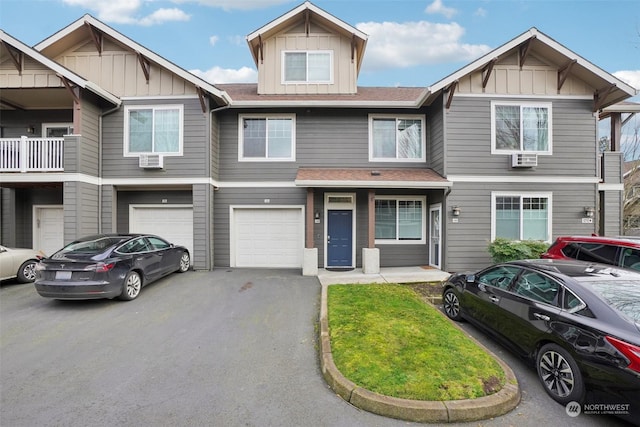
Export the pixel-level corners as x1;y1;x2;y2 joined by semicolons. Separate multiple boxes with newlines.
119;271;142;301
536;343;585;405
17;260;38;283
442;288;463;321
178;251;190;273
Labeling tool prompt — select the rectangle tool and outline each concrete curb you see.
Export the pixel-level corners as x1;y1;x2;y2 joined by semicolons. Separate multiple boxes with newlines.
319;283;521;423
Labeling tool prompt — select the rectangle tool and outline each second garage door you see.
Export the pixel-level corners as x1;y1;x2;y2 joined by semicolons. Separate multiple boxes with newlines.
130;205;194;258
232;207;304;268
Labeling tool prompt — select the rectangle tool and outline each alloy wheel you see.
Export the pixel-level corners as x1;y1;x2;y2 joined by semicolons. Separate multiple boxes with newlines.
443;290;460;320
179;252;190;272
125;272;141;299
538;349;574;398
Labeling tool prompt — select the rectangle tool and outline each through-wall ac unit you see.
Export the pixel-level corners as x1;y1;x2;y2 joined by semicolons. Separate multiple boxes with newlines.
511;153;538;168
139;154;163;169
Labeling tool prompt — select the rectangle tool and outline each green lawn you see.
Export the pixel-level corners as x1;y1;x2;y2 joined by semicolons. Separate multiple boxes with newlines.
327;284;505;401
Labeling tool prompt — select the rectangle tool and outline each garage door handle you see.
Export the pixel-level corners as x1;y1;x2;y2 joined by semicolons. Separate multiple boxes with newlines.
534;313;550;321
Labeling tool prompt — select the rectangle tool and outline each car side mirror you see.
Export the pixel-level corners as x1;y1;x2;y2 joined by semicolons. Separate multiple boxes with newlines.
466;274;476;283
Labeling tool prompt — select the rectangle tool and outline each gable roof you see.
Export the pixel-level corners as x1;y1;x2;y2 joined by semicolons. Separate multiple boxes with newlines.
0;29;120;109
246;1;368;74
419;27;638;110
34;14;230;106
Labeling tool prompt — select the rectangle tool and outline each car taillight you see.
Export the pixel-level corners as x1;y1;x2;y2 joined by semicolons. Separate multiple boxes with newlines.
606;336;640;373
95;262;116;273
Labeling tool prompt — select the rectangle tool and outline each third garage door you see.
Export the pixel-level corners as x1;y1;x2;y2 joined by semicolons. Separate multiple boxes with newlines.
232;207;304;268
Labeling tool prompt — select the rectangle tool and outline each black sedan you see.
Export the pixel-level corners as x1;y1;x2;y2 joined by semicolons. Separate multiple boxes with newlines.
442;259;640;423
35;234;190;301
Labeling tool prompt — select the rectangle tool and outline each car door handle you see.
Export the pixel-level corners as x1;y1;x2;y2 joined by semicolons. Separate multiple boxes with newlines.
534;313;550;321
490;296;500;304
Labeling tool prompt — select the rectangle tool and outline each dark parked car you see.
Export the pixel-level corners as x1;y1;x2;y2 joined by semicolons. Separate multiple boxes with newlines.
541;235;640;271
35;234;190;301
442;259;640;423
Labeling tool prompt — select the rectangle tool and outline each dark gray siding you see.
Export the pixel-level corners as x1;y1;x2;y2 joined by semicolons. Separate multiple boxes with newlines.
63;182;98;243
601;190;622;236
0;110;72;138
445;97;597;177
115;190;193;233
427;95;445;176
217;108;432;182
444;182;598;273
193;184;214;270
101;185;115;233
0;188;62;248
211;113;220;180
101;98;209;178
0;188;16;246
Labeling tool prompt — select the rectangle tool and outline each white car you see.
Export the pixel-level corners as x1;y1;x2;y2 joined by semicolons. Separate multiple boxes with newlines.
0;245;45;283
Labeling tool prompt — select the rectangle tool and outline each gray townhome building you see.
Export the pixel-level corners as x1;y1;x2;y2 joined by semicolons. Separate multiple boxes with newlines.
1;2;637;275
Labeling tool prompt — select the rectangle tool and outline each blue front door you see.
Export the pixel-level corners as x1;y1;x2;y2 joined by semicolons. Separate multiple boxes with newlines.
327;210;352;267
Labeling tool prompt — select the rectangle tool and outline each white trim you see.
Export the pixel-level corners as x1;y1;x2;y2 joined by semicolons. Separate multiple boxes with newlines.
282;50;333;85
490;101;553;155
0;173;102;185
324;192;356;268
368;114;426;162
598;183;624;191
123;104;184;157
491;191;553;242
229;205;305;268
228;100;421;108
447;175;600;184
429;203;442;269
374;195;427;245
120;95;200;101
238;114;296;162
455;93;593;100
41;123;73;137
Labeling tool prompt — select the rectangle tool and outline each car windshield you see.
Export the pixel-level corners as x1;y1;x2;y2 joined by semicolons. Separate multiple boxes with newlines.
587;280;640;322
53;236;130;258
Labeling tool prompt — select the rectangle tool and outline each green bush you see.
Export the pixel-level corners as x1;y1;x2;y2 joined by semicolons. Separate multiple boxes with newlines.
487;238;550;263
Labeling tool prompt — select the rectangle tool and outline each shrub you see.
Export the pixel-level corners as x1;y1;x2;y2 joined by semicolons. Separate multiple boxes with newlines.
488;238;550;263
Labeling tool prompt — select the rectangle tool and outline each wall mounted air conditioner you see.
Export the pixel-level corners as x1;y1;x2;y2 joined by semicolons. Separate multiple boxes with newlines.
511;153;538;168
139;154;163;169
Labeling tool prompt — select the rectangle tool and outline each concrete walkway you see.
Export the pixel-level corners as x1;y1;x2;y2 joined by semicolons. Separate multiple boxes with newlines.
317;266;451;286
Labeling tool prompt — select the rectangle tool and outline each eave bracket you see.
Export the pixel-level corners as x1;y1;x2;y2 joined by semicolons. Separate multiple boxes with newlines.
84;22;102;55
446;81;458;110
558;59;577;91
136;51;151;83
1;41;22;73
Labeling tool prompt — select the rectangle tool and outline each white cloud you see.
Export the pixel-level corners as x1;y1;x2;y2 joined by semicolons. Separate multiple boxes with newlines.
425;0;457;19
138;8;190;26
190;66;257;83
614;70;640;92
175;0;291;11
356;21;491;70
209;35;220;47
475;8;487;18
63;0;189;25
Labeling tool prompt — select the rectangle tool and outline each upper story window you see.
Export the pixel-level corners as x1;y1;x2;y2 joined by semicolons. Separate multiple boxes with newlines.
492;192;552;242
369;115;425;162
283;51;332;83
239;114;295;161
124;105;183;156
491;102;552;154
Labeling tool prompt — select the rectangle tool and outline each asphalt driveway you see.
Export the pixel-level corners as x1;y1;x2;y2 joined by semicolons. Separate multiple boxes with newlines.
0;269;631;426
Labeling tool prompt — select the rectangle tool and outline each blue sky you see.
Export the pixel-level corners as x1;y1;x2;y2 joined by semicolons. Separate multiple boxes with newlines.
1;0;638;90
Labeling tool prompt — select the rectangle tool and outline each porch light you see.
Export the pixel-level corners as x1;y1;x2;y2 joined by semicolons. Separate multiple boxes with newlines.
26;126;35;134
584;206;595;218
452;206;461;217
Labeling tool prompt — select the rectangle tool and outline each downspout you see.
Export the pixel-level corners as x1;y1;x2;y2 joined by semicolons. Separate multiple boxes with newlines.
98;104;122;234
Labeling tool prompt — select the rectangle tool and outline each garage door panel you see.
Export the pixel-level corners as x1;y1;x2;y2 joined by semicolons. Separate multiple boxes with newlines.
130;206;193;259
233;208;303;268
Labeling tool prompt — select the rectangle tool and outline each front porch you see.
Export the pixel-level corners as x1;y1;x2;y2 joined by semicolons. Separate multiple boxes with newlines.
0;137;64;172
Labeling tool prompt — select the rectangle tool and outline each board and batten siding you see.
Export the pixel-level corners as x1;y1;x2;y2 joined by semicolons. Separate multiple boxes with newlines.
101;98;209;179
444;182;598;273
445;97;597;177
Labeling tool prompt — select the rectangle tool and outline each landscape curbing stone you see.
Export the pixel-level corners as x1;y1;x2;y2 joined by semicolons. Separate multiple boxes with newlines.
319;282;521;423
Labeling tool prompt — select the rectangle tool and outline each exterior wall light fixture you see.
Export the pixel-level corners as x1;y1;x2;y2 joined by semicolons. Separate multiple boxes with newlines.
584;207;595;218
452;206;461;217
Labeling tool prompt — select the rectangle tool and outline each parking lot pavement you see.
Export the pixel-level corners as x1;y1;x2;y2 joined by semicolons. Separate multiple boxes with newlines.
0;270;633;427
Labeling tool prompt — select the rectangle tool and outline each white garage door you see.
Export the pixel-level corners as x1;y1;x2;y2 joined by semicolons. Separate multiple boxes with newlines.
130;205;194;258
232;207;304;268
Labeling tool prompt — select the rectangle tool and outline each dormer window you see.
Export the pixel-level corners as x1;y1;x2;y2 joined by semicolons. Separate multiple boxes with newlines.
283;51;332;84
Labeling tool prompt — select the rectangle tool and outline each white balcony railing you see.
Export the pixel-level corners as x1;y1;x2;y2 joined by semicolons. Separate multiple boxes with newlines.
0;136;64;172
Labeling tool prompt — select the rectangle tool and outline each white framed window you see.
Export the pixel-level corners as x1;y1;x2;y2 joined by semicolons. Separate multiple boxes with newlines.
491;101;552;154
491;192;552;242
369;115;425;162
124;105;183;156
42;123;73;137
238;114;296;161
375;196;426;244
282;51;332;84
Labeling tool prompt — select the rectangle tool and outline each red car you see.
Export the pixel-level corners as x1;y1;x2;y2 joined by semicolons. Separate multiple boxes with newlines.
541;236;640;271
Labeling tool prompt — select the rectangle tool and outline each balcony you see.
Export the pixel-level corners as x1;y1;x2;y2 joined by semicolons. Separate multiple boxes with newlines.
0;137;64;172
